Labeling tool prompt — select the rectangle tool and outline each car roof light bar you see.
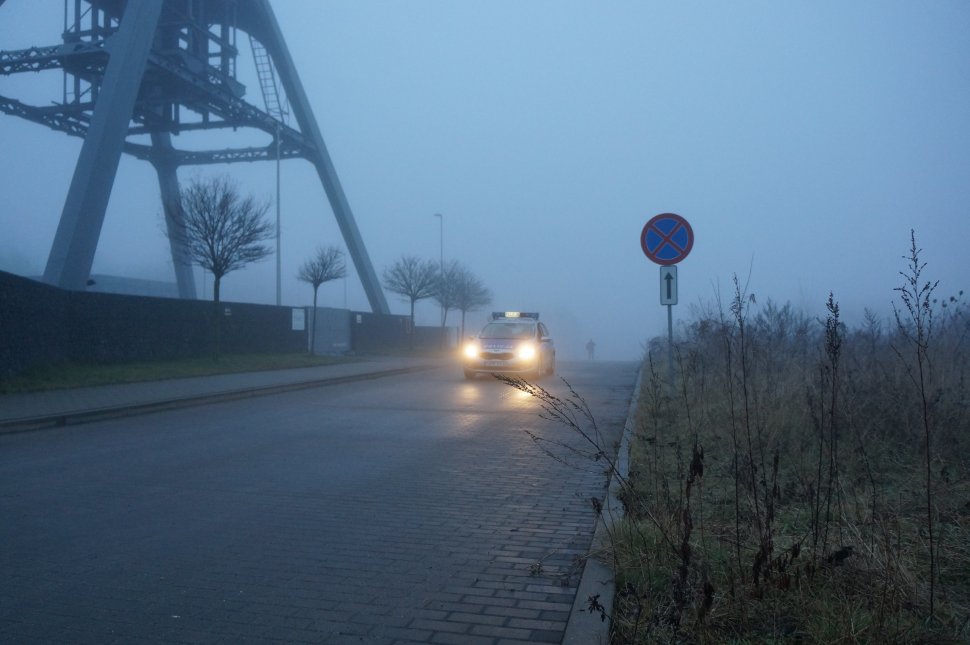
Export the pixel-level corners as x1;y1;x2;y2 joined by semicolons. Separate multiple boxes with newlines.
491;311;539;320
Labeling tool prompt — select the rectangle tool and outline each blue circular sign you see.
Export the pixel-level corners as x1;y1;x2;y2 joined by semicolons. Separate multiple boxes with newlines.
641;213;694;265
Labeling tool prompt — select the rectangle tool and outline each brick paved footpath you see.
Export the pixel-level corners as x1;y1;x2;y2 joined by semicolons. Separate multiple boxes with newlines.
0;361;637;643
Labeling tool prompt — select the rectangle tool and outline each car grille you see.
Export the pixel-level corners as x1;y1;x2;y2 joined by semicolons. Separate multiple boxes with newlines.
482;351;514;360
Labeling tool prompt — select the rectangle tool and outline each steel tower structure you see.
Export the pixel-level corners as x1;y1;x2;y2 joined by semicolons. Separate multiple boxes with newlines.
0;0;390;313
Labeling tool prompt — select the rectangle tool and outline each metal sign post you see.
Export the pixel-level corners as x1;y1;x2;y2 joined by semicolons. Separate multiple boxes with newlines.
667;300;674;389
641;213;694;393
660;265;678;388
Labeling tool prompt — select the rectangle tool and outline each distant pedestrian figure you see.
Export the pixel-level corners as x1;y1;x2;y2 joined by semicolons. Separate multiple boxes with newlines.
586;339;596;360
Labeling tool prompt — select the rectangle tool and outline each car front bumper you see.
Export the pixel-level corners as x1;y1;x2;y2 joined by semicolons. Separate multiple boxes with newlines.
463;356;539;374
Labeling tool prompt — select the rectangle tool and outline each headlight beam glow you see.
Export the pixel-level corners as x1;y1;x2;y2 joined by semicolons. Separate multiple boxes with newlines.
516;343;537;360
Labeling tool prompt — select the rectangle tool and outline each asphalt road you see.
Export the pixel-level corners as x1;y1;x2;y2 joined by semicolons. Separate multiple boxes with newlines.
0;360;639;644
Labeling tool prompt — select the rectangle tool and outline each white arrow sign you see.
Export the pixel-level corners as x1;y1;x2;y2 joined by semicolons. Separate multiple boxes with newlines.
660;266;678;305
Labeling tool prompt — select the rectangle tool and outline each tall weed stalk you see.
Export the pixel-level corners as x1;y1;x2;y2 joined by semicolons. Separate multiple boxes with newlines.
891;230;940;619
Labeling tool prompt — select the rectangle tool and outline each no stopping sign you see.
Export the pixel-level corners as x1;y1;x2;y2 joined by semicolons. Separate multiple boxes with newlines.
641;213;694;265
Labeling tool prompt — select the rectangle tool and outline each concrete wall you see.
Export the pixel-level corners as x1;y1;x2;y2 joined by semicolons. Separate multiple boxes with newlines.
306;308;453;356
0;271;304;378
308;307;352;355
0;272;71;379
0;271;455;379
349;311;451;354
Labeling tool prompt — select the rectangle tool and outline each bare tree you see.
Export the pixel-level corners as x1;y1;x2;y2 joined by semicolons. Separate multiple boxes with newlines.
453;265;492;340
382;255;439;343
434;260;462;329
165;175;273;357
298;246;346;355
165;174;273;304
434;261;492;340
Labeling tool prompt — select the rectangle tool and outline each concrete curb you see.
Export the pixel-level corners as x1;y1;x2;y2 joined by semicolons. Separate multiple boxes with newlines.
562;363;643;644
0;363;440;434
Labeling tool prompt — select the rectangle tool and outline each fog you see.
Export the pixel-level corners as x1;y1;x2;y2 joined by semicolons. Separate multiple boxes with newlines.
1;2;968;361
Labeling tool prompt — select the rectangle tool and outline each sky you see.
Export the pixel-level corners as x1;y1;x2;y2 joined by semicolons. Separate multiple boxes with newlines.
1;1;968;361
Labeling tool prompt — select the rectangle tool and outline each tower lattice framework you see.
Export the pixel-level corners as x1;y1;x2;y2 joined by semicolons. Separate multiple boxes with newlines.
0;0;390;313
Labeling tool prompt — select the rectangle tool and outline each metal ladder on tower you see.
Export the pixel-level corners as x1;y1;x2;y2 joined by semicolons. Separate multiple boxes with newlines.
249;35;288;124
249;34;288;305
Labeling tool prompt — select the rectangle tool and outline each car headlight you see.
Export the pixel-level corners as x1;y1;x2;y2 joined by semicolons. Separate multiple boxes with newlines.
516;343;537;360
463;342;480;359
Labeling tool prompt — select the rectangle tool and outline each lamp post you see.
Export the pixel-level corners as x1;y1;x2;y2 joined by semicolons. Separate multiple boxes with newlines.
433;212;444;328
275;123;282;306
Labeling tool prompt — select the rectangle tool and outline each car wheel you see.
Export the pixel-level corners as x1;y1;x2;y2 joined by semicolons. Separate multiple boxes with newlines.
547;354;556;376
463;368;477;379
525;359;540;381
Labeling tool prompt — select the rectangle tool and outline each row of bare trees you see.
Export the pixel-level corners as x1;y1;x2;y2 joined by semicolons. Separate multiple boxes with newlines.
165;174;490;353
381;255;492;341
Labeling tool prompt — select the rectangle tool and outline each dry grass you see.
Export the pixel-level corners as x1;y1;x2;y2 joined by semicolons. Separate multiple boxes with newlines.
606;235;969;643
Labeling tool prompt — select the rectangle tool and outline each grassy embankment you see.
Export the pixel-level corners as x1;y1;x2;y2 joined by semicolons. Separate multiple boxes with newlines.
603;234;969;642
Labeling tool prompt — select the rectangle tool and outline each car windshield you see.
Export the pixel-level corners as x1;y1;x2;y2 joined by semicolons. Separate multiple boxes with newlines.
479;322;536;340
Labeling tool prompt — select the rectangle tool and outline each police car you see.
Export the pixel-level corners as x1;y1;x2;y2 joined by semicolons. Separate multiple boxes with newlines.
461;312;556;379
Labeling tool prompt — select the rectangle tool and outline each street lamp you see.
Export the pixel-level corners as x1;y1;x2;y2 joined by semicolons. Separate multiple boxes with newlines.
275;123;282;306
433;212;444;327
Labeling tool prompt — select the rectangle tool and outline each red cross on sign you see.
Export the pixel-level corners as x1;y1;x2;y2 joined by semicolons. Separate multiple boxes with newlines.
640;213;694;265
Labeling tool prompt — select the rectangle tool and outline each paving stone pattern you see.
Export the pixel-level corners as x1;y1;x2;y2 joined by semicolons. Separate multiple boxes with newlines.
0;363;637;643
